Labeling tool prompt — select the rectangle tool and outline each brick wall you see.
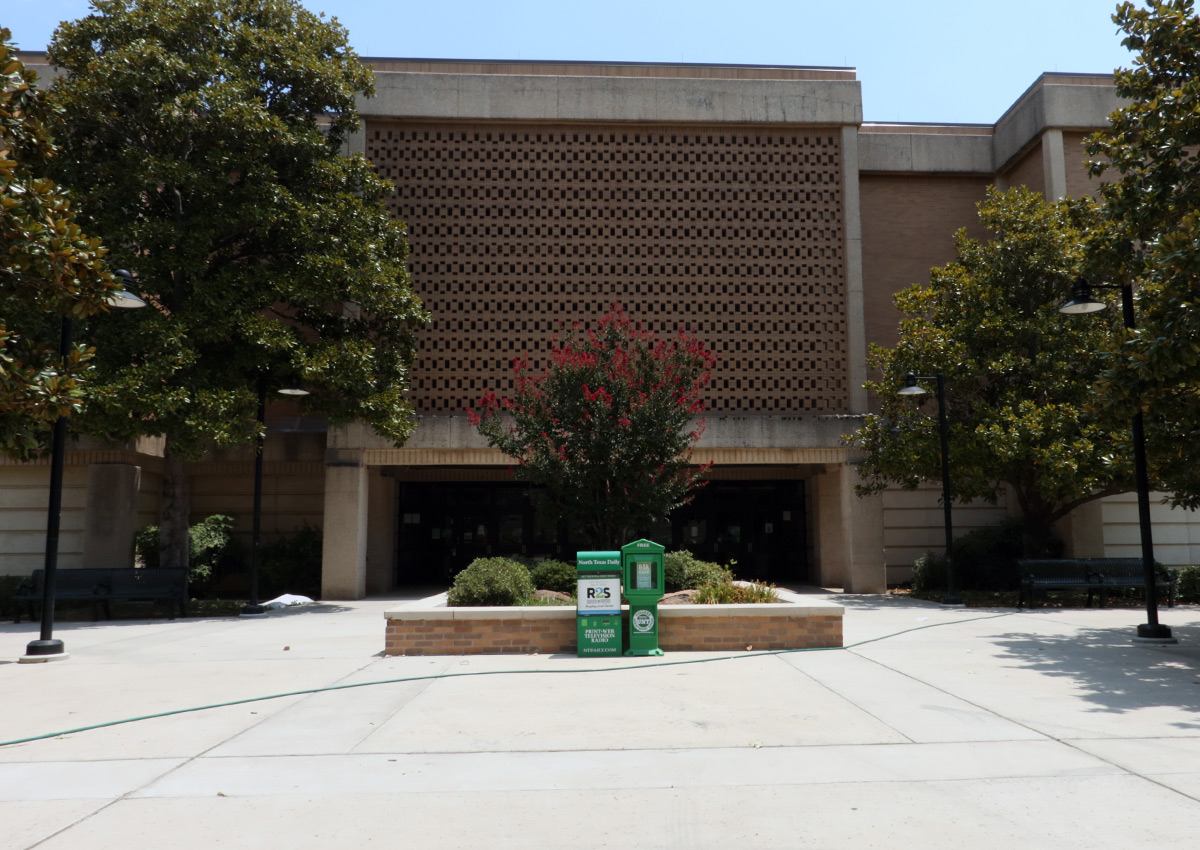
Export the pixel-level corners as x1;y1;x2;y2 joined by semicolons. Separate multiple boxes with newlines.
1063;131;1107;199
385;605;843;656
859;174;992;354
1004;141;1045;194
368;120;852;416
189;432;326;550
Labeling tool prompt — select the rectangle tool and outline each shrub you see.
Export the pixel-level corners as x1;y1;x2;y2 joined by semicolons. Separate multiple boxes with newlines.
1174;565;1200;604
954;518;1062;591
911;551;948;593
0;575;24;620
259;525;323;600
447;557;535;606
134;514;238;594
694;581;780;604
664;550;731;591
910;519;1064;593
529;559;577;595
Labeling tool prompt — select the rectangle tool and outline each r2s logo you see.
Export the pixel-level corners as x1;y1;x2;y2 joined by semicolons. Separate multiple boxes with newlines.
586;587;612;599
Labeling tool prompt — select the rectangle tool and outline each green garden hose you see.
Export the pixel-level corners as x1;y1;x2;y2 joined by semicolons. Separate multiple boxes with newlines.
1;611;1015;748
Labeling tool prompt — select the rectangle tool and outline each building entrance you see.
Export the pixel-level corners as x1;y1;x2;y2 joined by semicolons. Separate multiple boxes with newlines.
394;478;807;586
669;481;807;584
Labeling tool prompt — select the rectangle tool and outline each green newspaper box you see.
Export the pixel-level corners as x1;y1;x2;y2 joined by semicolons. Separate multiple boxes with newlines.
576;551;622;657
621;539;665;656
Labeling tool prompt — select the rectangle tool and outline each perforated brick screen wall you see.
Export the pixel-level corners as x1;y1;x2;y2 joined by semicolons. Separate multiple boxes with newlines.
367;122;850;415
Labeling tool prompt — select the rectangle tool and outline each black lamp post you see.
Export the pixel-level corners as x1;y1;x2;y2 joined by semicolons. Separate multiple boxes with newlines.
898;372;964;607
1059;277;1175;643
22;271;146;663
240;380;309;617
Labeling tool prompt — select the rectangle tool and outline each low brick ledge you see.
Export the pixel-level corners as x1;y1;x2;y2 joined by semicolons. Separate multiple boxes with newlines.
384;591;844;656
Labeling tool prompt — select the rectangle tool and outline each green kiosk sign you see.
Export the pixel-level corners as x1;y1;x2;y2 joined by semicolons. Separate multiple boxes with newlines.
622;538;665;656
576;551;622;657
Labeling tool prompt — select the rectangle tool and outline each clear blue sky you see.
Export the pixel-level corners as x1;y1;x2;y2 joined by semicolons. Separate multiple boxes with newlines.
5;0;1137;124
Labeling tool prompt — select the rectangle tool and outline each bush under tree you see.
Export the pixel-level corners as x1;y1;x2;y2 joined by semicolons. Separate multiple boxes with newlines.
135;514;238;594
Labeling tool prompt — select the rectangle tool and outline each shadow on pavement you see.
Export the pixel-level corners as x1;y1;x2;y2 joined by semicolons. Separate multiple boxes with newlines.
990;622;1200;729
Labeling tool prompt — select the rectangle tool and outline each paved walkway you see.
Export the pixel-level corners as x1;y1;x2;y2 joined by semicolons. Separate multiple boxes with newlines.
2;592;1199;849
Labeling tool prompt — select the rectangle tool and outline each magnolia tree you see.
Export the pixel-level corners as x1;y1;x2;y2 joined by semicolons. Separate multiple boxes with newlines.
1087;0;1200;507
852;187;1132;552
469;306;714;548
45;0;427;570
0;30;123;459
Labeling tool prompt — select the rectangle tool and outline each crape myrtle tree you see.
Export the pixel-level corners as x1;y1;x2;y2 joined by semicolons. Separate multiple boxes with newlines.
1;30;124;459
469;305;715;549
1087;0;1200;508
45;0;428;570
851;187;1134;552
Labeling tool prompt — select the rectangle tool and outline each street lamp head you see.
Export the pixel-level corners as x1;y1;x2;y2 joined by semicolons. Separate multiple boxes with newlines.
1058;277;1107;315
277;388;310;397
897;372;928;396
107;270;146;309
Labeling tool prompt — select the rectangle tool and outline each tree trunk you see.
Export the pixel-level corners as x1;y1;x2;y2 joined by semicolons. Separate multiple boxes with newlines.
1020;510;1059;558
158;438;191;573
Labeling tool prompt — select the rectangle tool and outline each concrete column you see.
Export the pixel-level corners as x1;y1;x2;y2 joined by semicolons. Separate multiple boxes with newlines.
81;463;141;569
841;124;868;414
366;471;396;595
812;463;886;593
1042;128;1067;200
1062;498;1105;559
344;126;366;159
321;458;368;599
810;468;845;589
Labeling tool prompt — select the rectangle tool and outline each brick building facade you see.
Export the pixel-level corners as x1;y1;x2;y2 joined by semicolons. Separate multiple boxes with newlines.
9;59;1192;596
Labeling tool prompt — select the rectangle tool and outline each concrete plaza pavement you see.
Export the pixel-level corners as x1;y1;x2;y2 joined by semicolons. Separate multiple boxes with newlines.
2;591;1199;849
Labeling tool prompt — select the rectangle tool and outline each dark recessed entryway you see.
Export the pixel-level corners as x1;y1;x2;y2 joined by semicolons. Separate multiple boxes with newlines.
394;478;807;586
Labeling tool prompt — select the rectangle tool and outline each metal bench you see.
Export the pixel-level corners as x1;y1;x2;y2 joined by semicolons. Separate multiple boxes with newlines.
106;568;188;620
1017;558;1175;609
1017;559;1100;609
13;569;112;622
1089;558;1176;608
13;568;188;622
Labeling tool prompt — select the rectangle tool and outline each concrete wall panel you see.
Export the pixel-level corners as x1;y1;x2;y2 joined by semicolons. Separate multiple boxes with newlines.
364;72;863;125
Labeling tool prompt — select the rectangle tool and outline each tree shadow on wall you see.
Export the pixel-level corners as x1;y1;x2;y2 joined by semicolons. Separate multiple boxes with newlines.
989;621;1200;731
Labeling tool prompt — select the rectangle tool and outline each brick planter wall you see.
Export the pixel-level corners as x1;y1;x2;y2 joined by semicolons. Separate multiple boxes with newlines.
384;598;843;656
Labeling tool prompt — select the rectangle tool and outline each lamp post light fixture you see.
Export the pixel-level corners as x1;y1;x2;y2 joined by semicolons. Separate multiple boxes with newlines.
1059;277;1175;643
21;271;146;663
241;380;309;617
898;372;964;607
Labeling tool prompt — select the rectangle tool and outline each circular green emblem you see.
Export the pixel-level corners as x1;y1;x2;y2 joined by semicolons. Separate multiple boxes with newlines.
632;609;655;633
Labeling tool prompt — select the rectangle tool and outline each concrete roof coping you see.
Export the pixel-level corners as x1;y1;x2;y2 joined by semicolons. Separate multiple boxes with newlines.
861;123;994;137
361;71;863;125
363;57;857;82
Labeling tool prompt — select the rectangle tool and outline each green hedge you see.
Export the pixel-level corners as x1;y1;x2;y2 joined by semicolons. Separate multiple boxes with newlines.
664;551;732;592
134;514;240;594
447;557;535;606
529;559;576;595
911;518;1063;592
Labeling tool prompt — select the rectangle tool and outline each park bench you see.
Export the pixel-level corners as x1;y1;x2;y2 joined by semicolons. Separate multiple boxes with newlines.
1089;558;1176;608
1017;558;1175;609
13;567;188;623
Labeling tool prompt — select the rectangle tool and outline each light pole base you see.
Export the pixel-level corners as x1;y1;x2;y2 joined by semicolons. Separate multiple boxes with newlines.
20;639;68;663
1134;623;1177;644
941;594;966;607
240;604;267;618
